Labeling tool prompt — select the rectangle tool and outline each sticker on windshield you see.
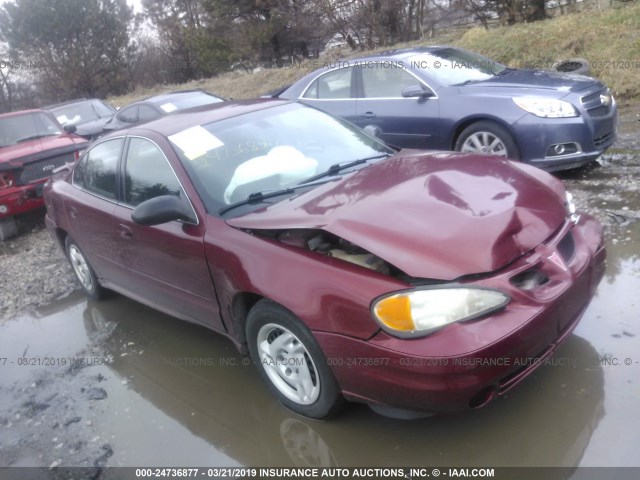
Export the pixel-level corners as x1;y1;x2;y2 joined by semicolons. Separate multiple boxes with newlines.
168;126;224;160
56;115;69;124
160;103;178;113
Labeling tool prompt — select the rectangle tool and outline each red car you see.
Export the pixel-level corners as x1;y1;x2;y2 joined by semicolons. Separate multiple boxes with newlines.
0;109;88;240
44;100;605;419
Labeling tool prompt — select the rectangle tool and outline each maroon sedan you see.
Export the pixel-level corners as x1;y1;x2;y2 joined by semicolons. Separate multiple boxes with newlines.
1;109;88;240
44;99;605;419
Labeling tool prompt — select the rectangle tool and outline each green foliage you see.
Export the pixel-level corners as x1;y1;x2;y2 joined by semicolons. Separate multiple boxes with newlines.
0;0;134;101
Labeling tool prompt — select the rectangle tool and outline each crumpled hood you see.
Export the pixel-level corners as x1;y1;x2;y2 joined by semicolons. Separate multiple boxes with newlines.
227;151;568;279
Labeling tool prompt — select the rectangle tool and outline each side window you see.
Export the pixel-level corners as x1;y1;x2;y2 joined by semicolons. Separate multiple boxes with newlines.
118;105;138;123
77;138;123;199
73;152;87;187
124;137;181;207
138;105;160;122
361;65;422;98
303;67;353;99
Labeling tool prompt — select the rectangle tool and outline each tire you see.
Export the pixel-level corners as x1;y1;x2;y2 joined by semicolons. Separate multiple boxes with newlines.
246;300;345;419
455;121;520;160
65;235;106;300
0;217;18;241
552;58;590;76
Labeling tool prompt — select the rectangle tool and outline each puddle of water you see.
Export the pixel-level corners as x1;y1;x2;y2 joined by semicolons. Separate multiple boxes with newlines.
1;229;639;468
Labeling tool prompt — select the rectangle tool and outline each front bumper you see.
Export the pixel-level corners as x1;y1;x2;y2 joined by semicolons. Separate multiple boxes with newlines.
513;104;617;172
316;214;605;413
0;181;47;219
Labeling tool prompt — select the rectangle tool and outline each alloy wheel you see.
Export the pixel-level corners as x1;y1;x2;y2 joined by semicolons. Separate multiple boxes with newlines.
256;323;320;405
461;132;508;156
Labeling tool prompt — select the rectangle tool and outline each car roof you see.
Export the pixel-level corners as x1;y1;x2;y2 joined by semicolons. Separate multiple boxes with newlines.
104;99;292;138
135;90;223;107
0;109;47;119
44;99;93;110
355;45;447;62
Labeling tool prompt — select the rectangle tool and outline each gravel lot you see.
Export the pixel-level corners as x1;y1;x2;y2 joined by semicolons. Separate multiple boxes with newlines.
0;211;76;321
1;104;638;322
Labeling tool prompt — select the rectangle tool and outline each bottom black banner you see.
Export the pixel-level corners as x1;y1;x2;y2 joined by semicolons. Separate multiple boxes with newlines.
0;467;638;480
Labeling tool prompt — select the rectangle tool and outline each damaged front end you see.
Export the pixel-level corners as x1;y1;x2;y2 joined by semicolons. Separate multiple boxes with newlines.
258;228;392;275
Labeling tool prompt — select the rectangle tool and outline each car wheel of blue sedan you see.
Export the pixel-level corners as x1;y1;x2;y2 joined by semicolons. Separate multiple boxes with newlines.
456;121;519;160
246;300;345;419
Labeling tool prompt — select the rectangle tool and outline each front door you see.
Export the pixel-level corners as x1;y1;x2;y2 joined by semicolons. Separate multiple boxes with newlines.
112;136;223;330
355;63;441;149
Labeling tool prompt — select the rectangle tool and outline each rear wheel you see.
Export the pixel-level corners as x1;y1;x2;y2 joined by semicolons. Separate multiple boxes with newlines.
65;236;106;300
0;217;18;241
246;300;345;419
455;121;519;160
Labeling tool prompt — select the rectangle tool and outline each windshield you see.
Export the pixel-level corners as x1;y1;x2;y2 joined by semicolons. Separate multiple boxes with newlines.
0;112;63;148
409;48;507;86
170;103;393;213
51;99;115;125
153;92;224;113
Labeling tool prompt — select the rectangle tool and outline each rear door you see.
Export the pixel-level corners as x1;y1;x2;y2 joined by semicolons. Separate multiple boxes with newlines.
65;137;126;284
112;136;223;329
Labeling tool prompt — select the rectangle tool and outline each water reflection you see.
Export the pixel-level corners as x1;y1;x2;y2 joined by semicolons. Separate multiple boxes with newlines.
82;295;605;467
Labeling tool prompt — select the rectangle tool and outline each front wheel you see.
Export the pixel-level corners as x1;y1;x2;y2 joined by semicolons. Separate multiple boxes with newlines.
0;217;18;241
65;236;106;300
455;121;520;160
246;300;345;419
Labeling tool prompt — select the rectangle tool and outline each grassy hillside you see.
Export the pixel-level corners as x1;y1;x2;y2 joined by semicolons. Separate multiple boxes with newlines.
109;3;640;106
457;4;640;100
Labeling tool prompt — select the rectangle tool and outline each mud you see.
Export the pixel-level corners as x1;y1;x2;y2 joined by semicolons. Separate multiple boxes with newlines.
0;105;639;470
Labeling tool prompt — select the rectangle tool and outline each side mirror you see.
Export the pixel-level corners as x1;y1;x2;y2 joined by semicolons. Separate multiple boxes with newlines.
401;85;434;99
132;195;197;226
64;124;77;134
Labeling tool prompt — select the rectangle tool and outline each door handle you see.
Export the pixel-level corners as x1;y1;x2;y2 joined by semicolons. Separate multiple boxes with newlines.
363;111;376;119
118;224;133;239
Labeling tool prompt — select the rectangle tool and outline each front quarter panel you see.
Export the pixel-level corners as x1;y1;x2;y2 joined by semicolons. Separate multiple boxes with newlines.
203;216;409;344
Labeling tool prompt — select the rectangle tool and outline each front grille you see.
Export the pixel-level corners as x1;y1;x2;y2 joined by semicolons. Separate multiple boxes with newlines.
580;92;600;104
594;131;614;148
510;268;549;291
18;153;75;184
581;88;612;118
557;231;576;263
587;105;609;117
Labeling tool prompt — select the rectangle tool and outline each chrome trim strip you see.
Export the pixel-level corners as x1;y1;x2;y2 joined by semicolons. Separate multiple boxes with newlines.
299;62;438;100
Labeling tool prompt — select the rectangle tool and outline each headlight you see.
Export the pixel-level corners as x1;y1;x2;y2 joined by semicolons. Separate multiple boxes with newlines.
513;97;578;118
372;287;510;338
565;191;580;224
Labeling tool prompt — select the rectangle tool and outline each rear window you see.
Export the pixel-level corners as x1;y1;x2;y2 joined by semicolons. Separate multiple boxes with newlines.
74;138;123;199
154;92;224;111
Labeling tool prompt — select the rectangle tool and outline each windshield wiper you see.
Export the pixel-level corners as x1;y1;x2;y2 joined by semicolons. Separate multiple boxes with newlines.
494;67;514;77
218;178;341;216
298;153;390;185
457;79;484;86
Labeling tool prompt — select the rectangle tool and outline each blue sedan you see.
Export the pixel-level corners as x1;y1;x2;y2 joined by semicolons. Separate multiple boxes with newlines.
277;47;617;172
